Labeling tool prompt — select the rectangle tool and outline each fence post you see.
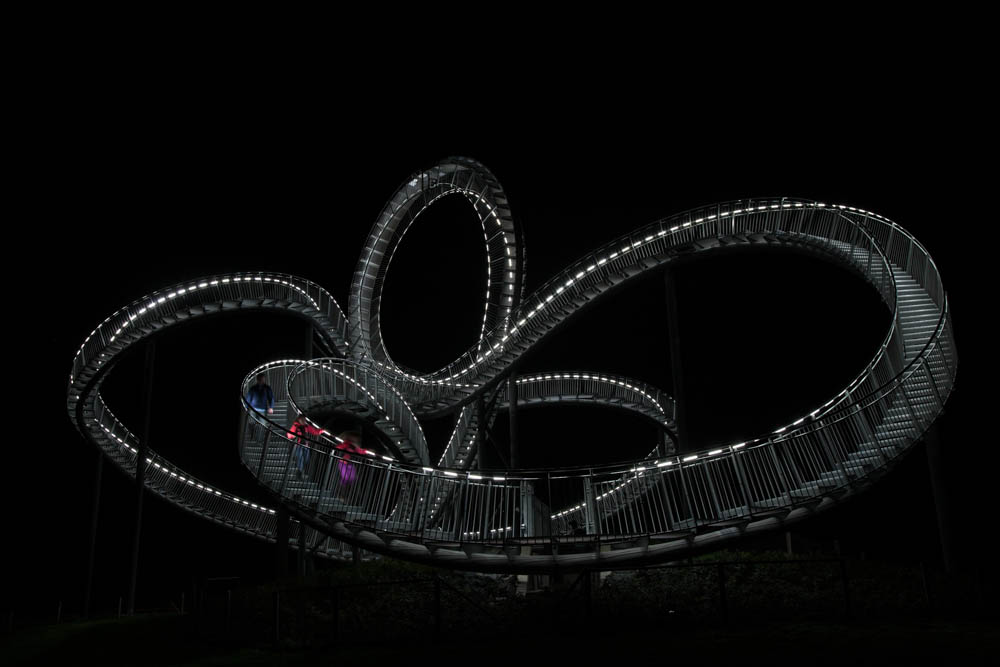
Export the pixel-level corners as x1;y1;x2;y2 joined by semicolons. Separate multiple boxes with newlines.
717;564;729;625
226;590;232;636
296;586;306;646
920;561;933;613
975;565;985;615
433;575;442;642
56;601;62;624
331;588;339;641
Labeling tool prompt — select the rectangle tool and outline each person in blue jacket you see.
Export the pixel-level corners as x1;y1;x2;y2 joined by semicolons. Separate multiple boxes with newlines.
247;373;274;416
245;373;274;441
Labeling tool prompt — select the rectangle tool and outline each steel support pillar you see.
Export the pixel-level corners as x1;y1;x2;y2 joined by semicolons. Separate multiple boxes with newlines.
127;340;155;616
582;478;597;535
508;371;519;470
520;480;534;537
302;323;315;576
297;524;307;579
656;430;677;457
476;394;487;470
304;322;314;360
664;267;689;451
84;451;103;618
924;424;956;574
275;507;290;578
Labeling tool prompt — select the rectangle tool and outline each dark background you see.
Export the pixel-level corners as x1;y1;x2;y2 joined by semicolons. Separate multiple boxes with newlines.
10;79;987;619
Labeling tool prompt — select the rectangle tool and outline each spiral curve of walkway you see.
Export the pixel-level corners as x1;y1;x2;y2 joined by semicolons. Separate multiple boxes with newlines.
68;157;957;572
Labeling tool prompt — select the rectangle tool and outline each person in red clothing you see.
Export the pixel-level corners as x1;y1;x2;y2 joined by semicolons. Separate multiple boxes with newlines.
287;414;326;479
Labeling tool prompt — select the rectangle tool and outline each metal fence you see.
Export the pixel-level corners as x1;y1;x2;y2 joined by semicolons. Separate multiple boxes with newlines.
11;555;982;648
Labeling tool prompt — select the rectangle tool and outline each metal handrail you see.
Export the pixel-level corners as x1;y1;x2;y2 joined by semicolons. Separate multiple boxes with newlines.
67;276;358;560
775;296;953;447
435;371;676;470
349;200;917;417
237;327;951;523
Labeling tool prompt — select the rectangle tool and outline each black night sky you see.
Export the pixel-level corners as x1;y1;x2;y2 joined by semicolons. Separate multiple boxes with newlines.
13;86;988;620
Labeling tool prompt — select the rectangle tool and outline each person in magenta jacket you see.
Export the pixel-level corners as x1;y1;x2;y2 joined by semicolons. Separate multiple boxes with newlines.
334;431;365;497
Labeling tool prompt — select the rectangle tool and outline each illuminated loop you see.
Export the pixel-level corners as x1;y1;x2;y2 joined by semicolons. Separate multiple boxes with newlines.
348;157;525;380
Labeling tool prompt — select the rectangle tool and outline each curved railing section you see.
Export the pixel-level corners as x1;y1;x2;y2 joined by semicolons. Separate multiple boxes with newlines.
347;199;911;417
436;373;677;471
283;359;431;467
67;274;360;560
348;156;525;374
68;157;957;573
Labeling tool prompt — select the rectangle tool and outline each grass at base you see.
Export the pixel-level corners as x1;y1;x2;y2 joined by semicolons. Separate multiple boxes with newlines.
2;613;997;666
7;553;994;665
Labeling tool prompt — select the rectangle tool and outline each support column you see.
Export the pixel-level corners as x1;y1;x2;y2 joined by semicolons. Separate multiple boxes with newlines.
507;372;519;470
924;425;956;575
476;394;487;470
664;268;689;451
275;507;290;578
297;523;307;579
84;451;103;618
127;340;155;616
582;478;597;535
520;480;534;537
304;322;314;360
302;322;315;576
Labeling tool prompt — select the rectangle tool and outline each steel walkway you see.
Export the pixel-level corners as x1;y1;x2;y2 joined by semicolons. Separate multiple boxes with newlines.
67;157;956;571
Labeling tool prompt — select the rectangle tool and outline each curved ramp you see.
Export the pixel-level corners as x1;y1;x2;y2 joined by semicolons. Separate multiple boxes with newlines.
67;158;957;572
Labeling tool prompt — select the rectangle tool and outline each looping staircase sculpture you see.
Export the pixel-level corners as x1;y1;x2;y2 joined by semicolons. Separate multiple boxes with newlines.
68;157;957;572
